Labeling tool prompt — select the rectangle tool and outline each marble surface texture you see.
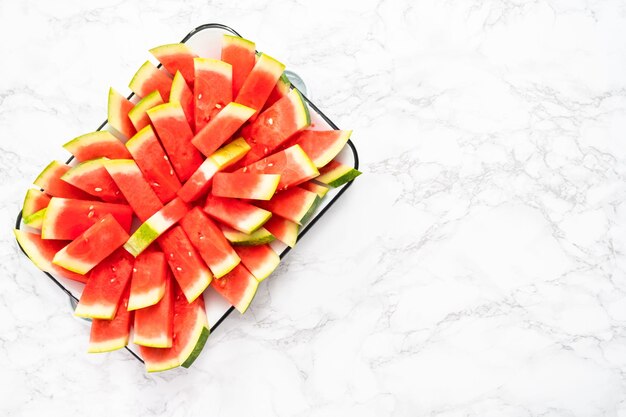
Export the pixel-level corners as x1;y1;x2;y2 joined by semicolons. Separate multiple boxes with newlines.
2;0;626;416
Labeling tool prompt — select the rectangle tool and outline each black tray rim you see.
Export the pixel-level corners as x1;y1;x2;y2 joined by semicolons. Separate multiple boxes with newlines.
14;22;360;365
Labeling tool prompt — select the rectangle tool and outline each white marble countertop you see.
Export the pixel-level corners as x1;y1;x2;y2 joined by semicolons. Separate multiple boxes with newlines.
2;0;626;416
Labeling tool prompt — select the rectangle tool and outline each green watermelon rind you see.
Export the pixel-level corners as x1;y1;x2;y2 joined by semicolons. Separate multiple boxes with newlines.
22;189;50;218
290;88;310;128
124;222;161;257
299;196;322;226
317;167;362;188
23;208;46;229
221;226;275;246
222;34;256;51
181;326;210;368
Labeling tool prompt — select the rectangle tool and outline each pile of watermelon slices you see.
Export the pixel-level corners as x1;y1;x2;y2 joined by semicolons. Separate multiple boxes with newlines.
14;34;361;372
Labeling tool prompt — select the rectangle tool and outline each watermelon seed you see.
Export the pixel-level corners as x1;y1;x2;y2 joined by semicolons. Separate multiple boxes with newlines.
215;103;222;109
176;266;182;271
170;169;174;176
94;187;103;192
163;155;168;161
110;278;115;283
188;251;192;257
264;147;269;154
268;118;273;125
87;210;94;218
133;268;137;273
111;267;116;272
243;167;248;172
88;205;94;210
152;182;160;187
198;93;202;99
170;253;174;258
267;163;274;167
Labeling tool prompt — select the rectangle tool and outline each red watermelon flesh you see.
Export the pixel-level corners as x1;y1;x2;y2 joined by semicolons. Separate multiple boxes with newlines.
128;250;167;311
140;281;209;372
212;172;280;200
134;269;173;348
14;229;88;283
63;131;131;162
150;43;197;86
104;159;163;222
239;88;310;166
191;102;255;157
127;91;164;132
180;207;240;279
53;214;130;276
41;197;132;240
158;226;212;303
211;263;258;314
88;286;133;353
221;35;256;98
108;87;136;140
238;144;318;191
204;195;272;235
148;102;203;182
169;71;195;132
194;58;232;131
263;215;299;248
33;160;93;200
234;244;280;282
126;125;182;203
129;61;172;100
61;158;126;203
256;187;320;225
73;247;134;318
22;189;50;218
235;53;285;117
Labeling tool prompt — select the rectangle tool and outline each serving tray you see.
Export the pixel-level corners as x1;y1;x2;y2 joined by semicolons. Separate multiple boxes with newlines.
14;23;359;364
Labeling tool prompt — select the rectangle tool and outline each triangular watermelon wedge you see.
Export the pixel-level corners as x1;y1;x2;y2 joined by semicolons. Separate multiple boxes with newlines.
128;250;168;311
211;263;258;314
133;269;173;348
139;281;209;372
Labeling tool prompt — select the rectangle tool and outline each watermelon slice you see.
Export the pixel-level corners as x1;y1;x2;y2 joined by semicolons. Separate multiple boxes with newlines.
88;286;133;353
264;215;299;248
177;137;250;203
169;71;195;131
315;159;362;188
150;43;197;86
53;214;130;275
283;129;351;168
235;53;285;116
234;244;280;282
127;90;164;131
23;208;46;229
264;73;291;110
13;230;88;283
211;263;258;314
140;282;209;372
190;102;255;157
107;87;136;139
22;189;50;218
125;125;182;203
41;197;132;240
204;195;272;235
212;173;280;200
300;181;329;198
256;187;320;225
134;270;173;348
74;248;134;318
128;250;167;311
158;226;212;302
221;35;256;98
124;197;190;257
239;88;310;165
63;131;131;162
61;158;126;203
220;225;275;246
128;60;172;100
194;58;232;131
33;160;93;200
180;207;240;279
104;159;163;222
147;102;203;182
238;144;318;191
